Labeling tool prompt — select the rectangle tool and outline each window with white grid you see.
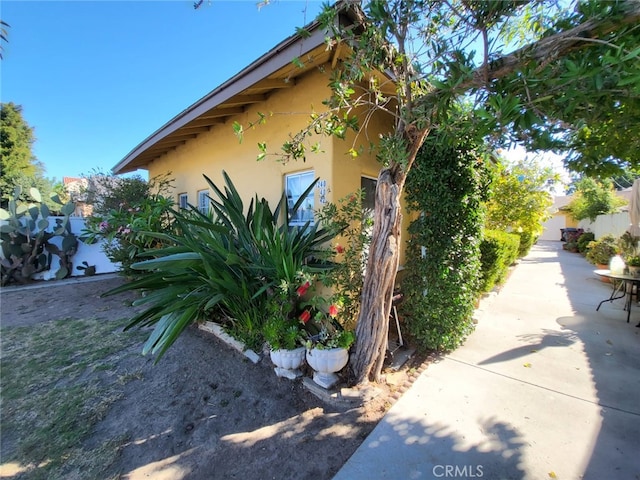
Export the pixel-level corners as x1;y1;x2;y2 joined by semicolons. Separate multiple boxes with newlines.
285;171;315;227
197;189;210;214
178;193;188;210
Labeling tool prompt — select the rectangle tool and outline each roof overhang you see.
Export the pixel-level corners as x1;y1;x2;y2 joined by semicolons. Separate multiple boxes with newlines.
113;11;355;174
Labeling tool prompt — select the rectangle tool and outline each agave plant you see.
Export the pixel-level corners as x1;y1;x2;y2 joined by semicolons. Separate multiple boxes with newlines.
105;171;340;360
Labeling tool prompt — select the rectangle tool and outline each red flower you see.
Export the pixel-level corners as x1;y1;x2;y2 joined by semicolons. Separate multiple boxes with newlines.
299;310;311;324
296;281;310;297
328;304;339;318
335;244;345;254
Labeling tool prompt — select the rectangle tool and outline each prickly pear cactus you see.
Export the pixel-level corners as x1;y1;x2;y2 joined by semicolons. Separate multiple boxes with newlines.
0;186;78;285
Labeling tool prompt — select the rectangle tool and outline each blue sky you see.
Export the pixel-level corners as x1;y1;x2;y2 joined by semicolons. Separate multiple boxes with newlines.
1;1;324;182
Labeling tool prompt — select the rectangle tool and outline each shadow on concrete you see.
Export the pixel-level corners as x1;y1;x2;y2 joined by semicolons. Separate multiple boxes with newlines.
477;329;579;366
334;412;527;479
552;243;640;478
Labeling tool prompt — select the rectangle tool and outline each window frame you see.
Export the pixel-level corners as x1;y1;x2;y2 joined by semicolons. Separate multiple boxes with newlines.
197;189;210;214
285;170;315;227
178;193;188;210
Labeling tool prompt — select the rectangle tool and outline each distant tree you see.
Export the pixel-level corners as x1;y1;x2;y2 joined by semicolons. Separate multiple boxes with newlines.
81;171;175;276
81;169;151;216
0;103;57;207
566;177;626;222
485;160;557;255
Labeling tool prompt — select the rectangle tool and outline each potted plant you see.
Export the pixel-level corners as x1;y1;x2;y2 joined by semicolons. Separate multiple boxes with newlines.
265;322;306;379
627;256;640;277
618;232;640;276
301;294;355;389
585;234;618;269
263;285;307;379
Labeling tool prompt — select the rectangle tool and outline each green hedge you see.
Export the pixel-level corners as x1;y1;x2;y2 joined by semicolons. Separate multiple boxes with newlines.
515;230;536;257
577;232;595;253
479;230;520;292
402;131;490;352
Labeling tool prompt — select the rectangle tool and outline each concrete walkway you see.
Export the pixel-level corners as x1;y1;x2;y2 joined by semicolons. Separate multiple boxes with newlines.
335;241;640;480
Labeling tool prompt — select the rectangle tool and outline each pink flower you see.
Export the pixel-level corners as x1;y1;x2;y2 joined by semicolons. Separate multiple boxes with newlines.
299;310;311;324
99;221;109;231
296;281;310;297
335;244;345;254
328;304;338;318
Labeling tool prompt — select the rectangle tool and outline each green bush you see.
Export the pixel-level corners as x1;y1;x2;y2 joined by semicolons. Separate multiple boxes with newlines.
316;190;371;330
479;229;520;293
484;160;555;256
403;131;490;352
81;174;176;277
577;232;595;253
585;234;618;265
515;230;537;257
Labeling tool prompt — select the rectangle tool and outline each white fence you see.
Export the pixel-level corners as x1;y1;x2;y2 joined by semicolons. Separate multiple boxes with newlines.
577;212;631;239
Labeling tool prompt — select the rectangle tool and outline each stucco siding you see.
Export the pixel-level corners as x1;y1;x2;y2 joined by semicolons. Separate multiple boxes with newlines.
147;65;399;226
148;67;343;209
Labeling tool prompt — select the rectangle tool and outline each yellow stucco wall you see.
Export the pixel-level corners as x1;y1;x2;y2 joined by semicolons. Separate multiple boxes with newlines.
146;64;411;264
148;67;338;209
564;213;579;228
328;102;412;266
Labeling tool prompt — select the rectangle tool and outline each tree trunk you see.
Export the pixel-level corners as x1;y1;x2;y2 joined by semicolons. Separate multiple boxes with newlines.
350;124;429;384
350;167;403;384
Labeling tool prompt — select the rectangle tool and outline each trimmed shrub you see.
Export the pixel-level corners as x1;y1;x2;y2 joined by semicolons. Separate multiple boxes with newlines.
585;234;618;265
403;131;490;352
515;230;537;257
479;229;520;292
577;232;595;254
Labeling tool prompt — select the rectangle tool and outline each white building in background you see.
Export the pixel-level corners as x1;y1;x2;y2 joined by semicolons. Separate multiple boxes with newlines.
63;177;92;217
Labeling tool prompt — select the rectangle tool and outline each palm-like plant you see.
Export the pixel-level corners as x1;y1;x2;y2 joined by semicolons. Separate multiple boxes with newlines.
105;171;339;360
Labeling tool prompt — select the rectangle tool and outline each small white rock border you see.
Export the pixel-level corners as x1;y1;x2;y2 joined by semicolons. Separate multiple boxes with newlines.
197;321;261;364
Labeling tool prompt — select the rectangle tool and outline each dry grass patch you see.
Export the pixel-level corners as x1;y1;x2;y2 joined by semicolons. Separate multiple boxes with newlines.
0;317;146;480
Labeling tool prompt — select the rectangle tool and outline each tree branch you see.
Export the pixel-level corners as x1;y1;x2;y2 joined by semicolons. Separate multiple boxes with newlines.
474;1;640;87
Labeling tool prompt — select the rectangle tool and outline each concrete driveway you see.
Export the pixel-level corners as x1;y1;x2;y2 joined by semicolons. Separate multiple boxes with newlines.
335;241;640;480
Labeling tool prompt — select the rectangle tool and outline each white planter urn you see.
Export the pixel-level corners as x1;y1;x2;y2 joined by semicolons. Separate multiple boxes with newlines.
270;347;306;379
306;347;349;389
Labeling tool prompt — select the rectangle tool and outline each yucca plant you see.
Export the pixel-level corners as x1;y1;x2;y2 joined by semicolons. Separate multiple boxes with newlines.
104;171;340;360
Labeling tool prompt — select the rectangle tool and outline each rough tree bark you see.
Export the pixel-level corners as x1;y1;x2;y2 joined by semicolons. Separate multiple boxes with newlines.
351;168;401;383
351;126;429;384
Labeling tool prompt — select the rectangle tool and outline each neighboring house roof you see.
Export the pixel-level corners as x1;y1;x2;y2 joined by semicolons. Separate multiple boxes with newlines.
113;11;355;175
63;177;88;195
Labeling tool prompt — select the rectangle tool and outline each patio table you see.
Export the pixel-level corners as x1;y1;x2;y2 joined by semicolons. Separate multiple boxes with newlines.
594;269;640;326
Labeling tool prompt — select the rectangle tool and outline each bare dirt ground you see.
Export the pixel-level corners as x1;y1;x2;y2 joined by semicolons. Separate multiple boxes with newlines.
1;275;425;480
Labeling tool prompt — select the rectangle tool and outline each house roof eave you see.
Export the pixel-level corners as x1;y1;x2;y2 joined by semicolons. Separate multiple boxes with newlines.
113;16;334;175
